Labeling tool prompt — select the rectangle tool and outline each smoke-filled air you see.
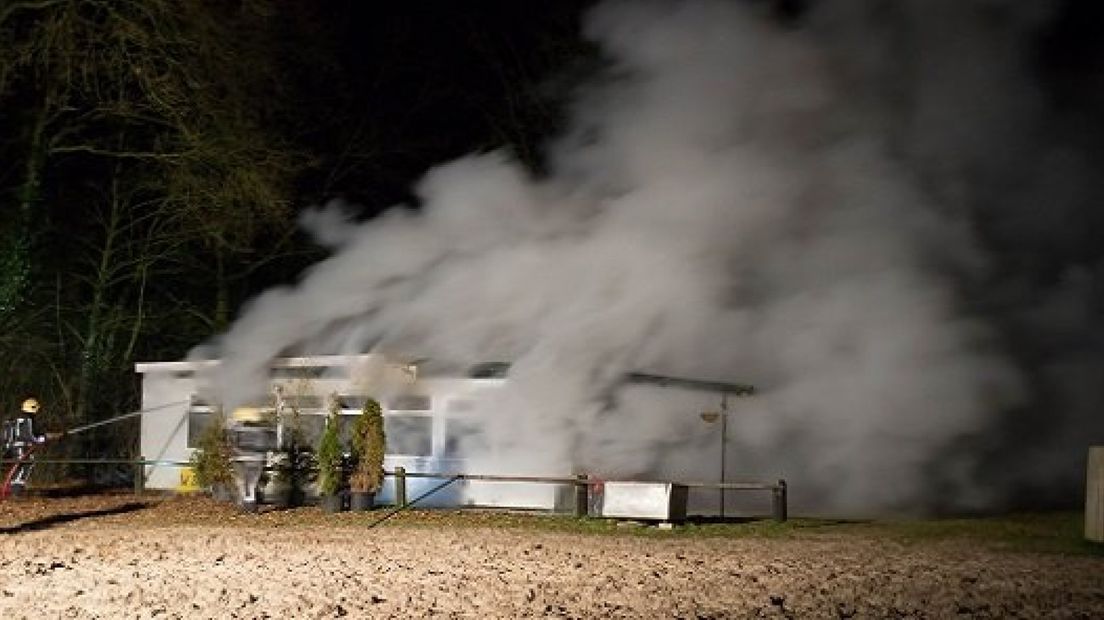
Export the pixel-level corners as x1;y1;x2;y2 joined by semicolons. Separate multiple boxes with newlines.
191;0;1104;514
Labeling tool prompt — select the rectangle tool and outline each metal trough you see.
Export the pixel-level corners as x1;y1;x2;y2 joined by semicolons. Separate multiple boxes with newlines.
594;481;689;522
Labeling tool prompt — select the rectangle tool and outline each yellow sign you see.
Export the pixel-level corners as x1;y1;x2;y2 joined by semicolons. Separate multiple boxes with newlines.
178;467;200;492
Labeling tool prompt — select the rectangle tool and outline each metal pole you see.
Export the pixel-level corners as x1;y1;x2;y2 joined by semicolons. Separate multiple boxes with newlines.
720;393;727;519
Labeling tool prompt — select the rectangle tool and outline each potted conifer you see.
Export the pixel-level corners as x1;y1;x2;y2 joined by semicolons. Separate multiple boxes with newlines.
316;395;345;513
190;409;234;502
349;397;385;511
266;387;305;508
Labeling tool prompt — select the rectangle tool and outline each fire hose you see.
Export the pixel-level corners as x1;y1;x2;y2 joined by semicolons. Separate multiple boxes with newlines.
0;443;37;499
1;399;190;499
63;400;190;436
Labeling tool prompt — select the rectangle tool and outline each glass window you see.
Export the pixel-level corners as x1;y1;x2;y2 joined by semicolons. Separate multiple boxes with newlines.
187;410;217;449
286;395;324;411
338;414;355;449
298;413;326;447
467;362;511;378
384;415;433;456
443;418;487;458
231;426;277;452
447;399;476;413
271;367;330;379
340;395;370;410
389;394;431;411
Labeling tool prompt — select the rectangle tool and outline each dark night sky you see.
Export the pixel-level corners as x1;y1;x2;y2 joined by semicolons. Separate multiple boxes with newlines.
280;1;598;211
276;0;1104;216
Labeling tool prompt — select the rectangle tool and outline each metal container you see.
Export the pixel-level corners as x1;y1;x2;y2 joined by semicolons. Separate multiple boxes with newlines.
594;481;688;522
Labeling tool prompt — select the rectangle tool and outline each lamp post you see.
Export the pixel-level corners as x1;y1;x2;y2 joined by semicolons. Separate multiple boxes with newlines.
700;392;729;518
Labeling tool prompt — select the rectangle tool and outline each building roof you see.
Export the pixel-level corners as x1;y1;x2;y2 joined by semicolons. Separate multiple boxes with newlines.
136;356;755;395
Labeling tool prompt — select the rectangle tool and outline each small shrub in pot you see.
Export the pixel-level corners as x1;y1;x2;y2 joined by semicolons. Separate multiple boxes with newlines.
190;408;234;501
349;397;385;511
316;395;345;513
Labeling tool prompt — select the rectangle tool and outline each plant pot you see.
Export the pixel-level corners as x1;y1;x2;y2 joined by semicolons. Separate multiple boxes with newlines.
262;477;292;508
267;488;290;508
288;486;306;508
350;491;374;511
320;493;344;513
211;484;234;503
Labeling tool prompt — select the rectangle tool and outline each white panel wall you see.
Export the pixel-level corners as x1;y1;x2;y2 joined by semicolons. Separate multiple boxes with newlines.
134;357;752;513
139;372;195;489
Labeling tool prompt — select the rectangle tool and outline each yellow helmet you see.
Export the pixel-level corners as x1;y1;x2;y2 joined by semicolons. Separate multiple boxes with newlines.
21;398;40;414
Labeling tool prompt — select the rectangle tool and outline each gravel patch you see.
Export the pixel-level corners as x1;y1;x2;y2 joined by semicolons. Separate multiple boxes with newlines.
0;496;1101;618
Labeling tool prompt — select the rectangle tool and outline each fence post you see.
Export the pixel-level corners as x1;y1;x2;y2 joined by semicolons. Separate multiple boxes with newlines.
395;467;407;507
133;456;145;495
574;474;589;518
772;479;787;522
1087;446;1103;542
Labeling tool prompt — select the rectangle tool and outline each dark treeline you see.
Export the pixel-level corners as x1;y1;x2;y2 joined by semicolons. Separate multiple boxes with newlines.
0;0;593;459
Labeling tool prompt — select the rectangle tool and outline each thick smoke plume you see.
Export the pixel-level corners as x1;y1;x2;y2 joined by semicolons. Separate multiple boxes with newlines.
193;0;1104;514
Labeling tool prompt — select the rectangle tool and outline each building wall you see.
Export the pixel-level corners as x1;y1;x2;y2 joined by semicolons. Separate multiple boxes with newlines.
134;358;556;508
138;371;195;490
136;357;755;515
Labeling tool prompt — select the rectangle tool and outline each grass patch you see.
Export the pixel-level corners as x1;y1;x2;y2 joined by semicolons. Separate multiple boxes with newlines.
375;509;861;540
842;512;1104;557
365;508;1104;556
13;495;1104;557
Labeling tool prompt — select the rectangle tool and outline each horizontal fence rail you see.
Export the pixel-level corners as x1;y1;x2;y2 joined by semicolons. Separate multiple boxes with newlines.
380;469;787;522
0;458;788;521
388;471;582;485
0;459;189;466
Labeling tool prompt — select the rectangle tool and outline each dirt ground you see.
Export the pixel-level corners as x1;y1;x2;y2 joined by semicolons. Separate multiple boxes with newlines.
0;495;1102;619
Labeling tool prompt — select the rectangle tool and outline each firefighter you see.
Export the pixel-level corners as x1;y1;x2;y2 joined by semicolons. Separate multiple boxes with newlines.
2;397;63;496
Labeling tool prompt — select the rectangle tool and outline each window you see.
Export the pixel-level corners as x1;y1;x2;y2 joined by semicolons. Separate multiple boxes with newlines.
338;414;356;449
187;409;216;449
340;395;371;410
443;419;487;458
231;426;277;452
389;394;431;411
284;395;324;410
467;362;510;378
298;413;327;447
447;399;476;413
384;415;433;456
271;367;330;379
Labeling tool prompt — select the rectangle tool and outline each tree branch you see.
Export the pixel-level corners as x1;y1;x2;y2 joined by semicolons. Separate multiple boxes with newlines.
0;0;67;27
49;145;185;160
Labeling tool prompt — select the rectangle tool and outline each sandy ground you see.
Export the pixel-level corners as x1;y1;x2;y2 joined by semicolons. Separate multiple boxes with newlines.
0;496;1101;618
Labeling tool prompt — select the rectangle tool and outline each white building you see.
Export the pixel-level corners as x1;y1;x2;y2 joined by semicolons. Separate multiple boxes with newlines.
136;355;570;508
136;355;757;513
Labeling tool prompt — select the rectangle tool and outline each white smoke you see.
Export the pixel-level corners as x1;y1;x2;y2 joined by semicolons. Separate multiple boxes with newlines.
189;0;1092;514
